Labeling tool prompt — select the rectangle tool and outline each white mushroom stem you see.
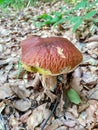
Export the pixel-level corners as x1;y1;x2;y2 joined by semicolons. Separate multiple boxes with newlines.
41;75;57;101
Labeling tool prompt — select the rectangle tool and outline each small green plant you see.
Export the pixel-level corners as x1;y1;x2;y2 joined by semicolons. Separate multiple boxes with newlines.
0;0;37;10
64;0;78;3
34;0;98;31
34;11;63;28
0;0;57;10
17;60;23;79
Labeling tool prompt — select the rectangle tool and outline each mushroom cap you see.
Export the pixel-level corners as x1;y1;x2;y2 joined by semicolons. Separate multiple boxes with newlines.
21;36;83;75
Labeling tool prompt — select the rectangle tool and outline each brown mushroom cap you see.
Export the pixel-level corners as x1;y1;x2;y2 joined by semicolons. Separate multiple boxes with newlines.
21;36;83;75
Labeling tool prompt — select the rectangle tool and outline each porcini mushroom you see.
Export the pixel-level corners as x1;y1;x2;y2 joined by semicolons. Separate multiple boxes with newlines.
20;36;83;101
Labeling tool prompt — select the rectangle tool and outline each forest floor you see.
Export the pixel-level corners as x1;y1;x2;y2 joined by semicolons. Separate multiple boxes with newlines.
0;1;98;130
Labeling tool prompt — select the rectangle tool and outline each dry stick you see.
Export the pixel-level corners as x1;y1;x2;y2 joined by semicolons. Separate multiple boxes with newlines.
41;96;60;130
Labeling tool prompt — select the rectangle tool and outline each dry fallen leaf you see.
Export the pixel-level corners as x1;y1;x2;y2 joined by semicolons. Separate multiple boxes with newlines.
87;87;98;100
27;103;51;130
13;98;31;112
0;44;3;52
65;112;75;120
67;105;78;118
0;58;13;68
78;101;89;113
70;68;83;94
78;113;87;127
20;110;32;123
86;42;98;49
81;67;98;85
55;126;68;130
61;117;76;127
45;119;63;130
79;100;98;129
84;58;98;66
86;100;98;121
11;84;30;99
85;35;98;42
0;102;5;114
0;114;7;130
9;115;19;129
0;83;14;99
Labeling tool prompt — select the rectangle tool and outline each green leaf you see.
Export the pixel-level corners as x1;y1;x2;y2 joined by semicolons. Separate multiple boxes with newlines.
67;88;81;104
34;22;46;28
92;0;98;6
61;6;66;11
0;0;4;4
50;17;60;24
72;18;83;32
37;13;52;20
72;0;77;3
43;20;52;25
84;10;97;19
75;0;90;10
69;16;81;23
53;11;62;18
53;18;66;26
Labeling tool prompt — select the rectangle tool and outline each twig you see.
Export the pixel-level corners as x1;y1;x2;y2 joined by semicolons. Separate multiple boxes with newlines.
41;96;60;130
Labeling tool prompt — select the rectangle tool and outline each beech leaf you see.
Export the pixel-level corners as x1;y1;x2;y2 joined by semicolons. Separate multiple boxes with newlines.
67;88;81;104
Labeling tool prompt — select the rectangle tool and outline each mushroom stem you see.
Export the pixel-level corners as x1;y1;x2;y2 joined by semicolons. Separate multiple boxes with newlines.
41;75;57;91
41;75;57;101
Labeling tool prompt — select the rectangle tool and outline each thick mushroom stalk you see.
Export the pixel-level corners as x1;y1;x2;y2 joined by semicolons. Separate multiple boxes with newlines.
41;75;57;101
20;36;83;101
41;75;57;91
